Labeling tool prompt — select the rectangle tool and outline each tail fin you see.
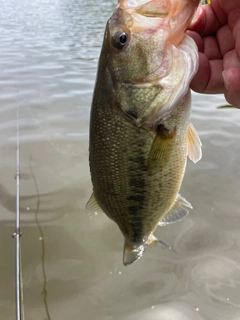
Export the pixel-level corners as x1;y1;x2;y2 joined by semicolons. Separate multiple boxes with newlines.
123;236;171;266
123;243;144;266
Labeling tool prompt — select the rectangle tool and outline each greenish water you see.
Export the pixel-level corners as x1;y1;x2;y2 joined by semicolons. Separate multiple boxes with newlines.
0;0;240;319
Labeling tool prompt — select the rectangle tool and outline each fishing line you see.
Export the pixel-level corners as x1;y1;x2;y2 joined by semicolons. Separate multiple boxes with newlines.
29;156;51;320
13;104;24;320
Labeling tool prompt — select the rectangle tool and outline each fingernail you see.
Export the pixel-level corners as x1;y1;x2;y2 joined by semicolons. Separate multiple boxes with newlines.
190;7;202;27
222;70;230;91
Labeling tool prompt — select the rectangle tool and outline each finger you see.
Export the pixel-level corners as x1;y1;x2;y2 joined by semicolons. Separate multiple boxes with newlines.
222;49;240;108
202;36;222;59
228;9;240;59
223;67;240;108
186;30;204;51
187;31;223;59
189;4;224;36
218;0;240;16
190;53;225;94
237;33;240;59
210;0;227;24
190;52;210;92
223;50;240;70
216;25;235;56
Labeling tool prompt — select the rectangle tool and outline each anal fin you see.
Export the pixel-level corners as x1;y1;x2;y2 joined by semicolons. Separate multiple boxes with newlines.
158;194;192;226
86;193;104;213
148;235;171;249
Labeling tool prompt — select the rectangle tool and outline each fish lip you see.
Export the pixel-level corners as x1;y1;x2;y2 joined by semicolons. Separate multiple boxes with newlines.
118;0;169;19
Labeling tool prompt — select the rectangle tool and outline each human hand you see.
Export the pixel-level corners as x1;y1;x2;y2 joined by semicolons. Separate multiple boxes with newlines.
187;0;240;108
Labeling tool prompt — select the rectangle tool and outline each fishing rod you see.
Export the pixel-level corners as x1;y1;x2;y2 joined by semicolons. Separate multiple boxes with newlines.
12;105;23;320
12;107;48;319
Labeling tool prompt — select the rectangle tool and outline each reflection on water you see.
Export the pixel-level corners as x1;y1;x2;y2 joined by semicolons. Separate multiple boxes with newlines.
0;0;240;319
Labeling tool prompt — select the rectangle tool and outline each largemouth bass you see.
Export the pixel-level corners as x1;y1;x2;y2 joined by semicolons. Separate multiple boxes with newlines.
87;0;202;266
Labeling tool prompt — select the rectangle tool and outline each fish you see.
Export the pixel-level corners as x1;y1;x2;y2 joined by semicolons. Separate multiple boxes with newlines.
87;0;202;266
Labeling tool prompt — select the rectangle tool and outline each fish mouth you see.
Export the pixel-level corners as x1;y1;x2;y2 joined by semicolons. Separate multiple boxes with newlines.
119;0;170;18
117;0;200;43
117;0;170;34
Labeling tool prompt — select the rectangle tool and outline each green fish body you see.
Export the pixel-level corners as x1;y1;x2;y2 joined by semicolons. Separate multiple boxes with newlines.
87;0;202;265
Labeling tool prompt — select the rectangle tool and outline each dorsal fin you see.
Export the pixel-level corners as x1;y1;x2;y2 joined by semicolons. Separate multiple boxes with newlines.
187;122;202;163
158;194;192;226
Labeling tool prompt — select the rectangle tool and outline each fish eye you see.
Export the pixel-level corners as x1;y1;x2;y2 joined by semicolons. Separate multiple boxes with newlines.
119;33;127;44
112;30;128;49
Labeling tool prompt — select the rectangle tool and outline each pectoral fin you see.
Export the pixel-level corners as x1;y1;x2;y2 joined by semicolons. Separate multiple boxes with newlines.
86;193;104;213
158;194;192;226
147;125;176;174
187;123;202;163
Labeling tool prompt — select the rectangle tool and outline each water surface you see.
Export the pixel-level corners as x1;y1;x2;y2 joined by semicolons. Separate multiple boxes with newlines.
1;0;240;319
